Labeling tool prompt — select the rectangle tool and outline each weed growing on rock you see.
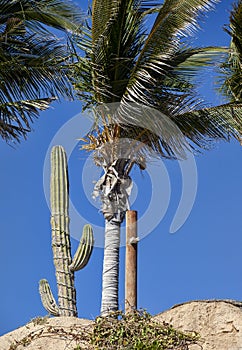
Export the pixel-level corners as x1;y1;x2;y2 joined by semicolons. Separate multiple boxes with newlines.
91;309;199;349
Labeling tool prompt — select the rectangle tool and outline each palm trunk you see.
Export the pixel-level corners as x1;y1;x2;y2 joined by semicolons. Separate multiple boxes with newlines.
94;155;133;315
101;219;121;315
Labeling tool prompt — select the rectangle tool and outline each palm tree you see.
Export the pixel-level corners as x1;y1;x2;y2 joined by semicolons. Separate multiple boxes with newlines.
72;0;242;315
217;0;242;144
219;0;242;102
0;0;83;143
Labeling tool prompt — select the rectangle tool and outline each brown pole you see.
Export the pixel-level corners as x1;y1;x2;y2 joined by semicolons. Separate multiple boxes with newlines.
125;210;138;313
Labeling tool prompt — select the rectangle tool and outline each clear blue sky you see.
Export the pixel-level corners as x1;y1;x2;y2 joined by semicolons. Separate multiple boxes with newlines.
1;0;242;335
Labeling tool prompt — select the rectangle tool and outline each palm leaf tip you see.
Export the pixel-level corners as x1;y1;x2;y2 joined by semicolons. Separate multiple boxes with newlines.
0;97;54;143
177;102;242;148
0;0;85;33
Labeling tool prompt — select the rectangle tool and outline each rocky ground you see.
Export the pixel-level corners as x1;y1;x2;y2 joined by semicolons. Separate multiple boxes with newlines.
1;300;242;349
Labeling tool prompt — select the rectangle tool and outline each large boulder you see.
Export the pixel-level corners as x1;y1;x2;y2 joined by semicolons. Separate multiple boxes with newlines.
155;300;242;350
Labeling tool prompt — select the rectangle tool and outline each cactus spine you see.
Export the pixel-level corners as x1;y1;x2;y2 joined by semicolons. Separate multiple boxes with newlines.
39;145;94;317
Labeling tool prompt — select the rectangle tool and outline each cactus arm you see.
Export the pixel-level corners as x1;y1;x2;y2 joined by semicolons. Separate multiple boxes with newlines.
39;279;60;316
69;224;94;272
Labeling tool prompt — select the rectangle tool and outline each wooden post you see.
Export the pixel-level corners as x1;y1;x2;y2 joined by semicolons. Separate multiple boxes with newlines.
125;210;138;313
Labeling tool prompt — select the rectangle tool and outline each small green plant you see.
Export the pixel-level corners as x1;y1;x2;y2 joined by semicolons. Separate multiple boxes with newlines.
39;145;94;317
91;309;199;349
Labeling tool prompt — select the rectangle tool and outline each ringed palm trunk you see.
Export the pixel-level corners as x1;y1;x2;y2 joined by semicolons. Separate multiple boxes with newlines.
101;219;121;315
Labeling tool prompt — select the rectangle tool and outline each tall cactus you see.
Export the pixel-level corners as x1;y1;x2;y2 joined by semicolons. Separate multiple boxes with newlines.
39;145;94;317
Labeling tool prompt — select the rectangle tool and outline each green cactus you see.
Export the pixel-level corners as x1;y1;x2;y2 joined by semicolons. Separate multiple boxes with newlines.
70;224;94;271
39;279;59;316
39;145;94;317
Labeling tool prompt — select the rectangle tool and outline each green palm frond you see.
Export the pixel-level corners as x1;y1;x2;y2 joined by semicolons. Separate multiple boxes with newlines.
90;0;158;103
122;0;219;107
92;0;120;44
173;102;242;148
0;0;84;34
135;0;216;63
76;0;223;110
0;0;84;142
92;0;157;44
0;33;73;102
0;97;54;142
137;46;225;116
219;0;242;101
115;1;238;145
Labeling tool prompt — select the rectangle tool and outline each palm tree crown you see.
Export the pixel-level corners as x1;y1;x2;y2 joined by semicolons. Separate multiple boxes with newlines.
74;0;242;158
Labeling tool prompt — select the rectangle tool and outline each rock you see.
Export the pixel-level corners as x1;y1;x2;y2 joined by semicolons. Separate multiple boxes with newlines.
0;316;93;350
1;300;242;349
154;300;242;350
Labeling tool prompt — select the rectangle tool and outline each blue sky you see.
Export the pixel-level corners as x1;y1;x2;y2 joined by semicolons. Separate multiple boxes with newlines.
1;0;242;335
